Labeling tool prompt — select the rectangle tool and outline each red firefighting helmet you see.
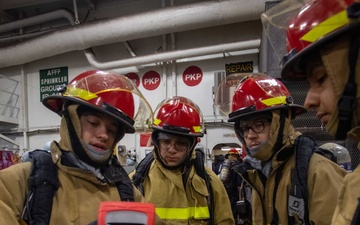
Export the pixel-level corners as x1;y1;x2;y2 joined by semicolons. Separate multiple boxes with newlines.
228;149;239;156
261;0;359;79
42;70;153;133
152;96;205;137
228;73;306;122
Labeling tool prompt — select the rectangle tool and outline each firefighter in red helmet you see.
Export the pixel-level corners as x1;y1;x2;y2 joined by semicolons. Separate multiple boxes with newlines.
131;96;234;225
0;70;167;225
262;0;360;224
227;148;239;157
225;73;346;225
218;148;244;223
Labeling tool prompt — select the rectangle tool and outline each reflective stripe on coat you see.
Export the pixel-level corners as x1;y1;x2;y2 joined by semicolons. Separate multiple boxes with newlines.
139;159;234;225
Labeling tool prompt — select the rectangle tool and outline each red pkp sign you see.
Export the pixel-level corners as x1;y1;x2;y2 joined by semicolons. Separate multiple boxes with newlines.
142;70;160;90
125;72;140;87
182;66;203;86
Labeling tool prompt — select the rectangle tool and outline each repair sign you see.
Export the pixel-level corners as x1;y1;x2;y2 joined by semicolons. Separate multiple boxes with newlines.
225;61;253;76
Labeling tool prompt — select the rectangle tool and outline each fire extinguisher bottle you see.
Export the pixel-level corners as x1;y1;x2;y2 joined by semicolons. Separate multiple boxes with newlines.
219;159;231;182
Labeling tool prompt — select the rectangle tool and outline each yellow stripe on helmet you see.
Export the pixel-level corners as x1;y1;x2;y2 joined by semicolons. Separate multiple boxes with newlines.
301;10;348;43
193;126;201;133
65;87;130;101
153;118;162;126
64;87;98;101
261;96;287;106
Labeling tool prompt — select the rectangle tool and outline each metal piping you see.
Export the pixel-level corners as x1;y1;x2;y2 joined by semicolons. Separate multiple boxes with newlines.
20;65;29;151
84;39;261;70
0;9;75;33
0;30;52;44
0;0;266;68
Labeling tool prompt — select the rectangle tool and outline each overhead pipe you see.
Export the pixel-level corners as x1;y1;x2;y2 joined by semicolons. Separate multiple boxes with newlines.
0;9;76;33
84;39;261;70
170;0;177;97
0;0;266;68
20;65;29;151
0;30;52;44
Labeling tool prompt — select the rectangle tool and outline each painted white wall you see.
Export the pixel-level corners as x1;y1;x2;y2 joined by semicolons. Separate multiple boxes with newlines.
0;20;261;166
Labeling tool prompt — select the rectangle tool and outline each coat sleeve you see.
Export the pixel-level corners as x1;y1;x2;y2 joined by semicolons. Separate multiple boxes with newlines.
0;162;31;224
331;166;360;225
307;154;347;225
206;168;235;225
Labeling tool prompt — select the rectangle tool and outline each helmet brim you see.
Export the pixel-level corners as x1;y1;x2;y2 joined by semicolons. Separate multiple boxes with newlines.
281;22;360;80
42;95;135;133
228;104;306;122
152;125;204;137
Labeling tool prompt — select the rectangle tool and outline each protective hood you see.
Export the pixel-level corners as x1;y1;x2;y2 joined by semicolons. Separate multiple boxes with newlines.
242;111;300;162
58;105;113;166
321;35;360;138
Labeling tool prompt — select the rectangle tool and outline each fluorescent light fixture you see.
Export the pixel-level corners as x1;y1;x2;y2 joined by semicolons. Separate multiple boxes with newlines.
221;146;242;151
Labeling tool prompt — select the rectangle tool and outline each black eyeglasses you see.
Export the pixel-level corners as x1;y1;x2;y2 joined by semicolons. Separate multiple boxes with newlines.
238;119;271;138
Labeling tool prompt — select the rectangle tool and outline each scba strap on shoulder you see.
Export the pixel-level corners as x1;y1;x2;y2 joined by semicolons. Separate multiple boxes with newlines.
22;151;134;225
193;149;215;225
288;135;316;225
101;156;135;202
132;152;154;195
22;150;59;225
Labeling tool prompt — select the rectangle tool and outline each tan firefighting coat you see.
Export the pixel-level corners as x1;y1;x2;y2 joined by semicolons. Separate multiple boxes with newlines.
331;164;360;225
239;133;347;225
0;144;152;225
317;34;360;225
331;123;360;225
131;150;235;225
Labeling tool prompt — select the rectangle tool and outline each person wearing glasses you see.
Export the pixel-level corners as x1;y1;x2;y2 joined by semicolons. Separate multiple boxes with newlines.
224;73;346;225
131;96;234;225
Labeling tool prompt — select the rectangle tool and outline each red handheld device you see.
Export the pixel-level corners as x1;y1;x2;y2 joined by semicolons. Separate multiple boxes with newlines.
98;202;156;225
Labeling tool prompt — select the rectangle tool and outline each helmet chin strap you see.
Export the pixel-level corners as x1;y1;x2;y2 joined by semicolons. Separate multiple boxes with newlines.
336;4;360;140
